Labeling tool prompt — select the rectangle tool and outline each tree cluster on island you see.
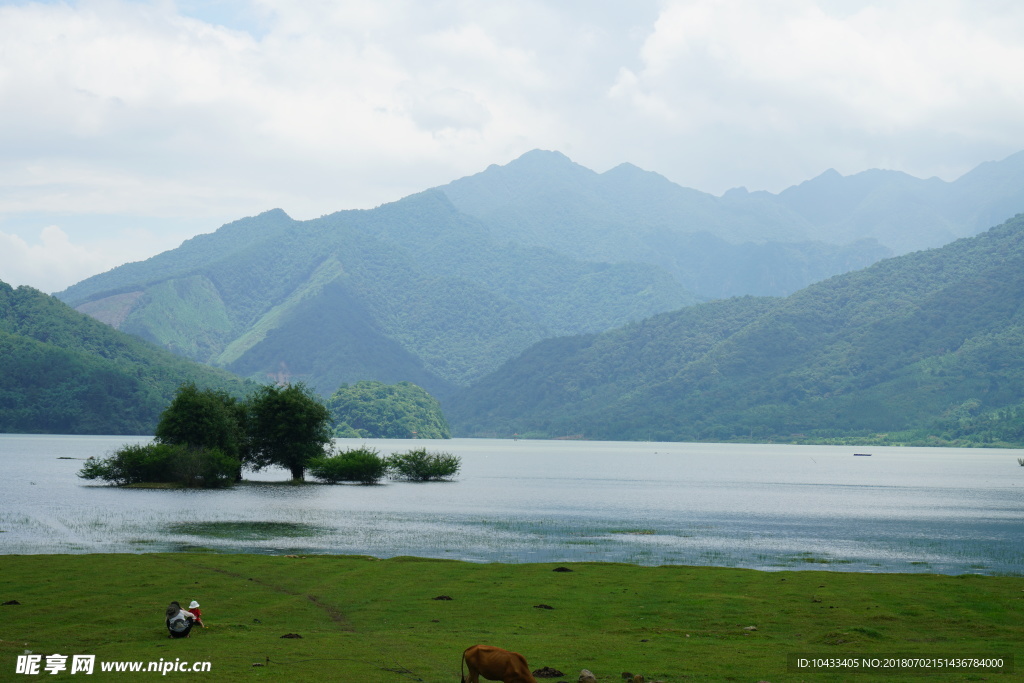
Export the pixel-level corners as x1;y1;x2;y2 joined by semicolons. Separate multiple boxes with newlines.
79;380;457;487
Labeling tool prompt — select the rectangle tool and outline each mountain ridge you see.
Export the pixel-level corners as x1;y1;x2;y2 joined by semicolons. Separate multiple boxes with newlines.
0;280;250;434
447;212;1024;445
58;188;695;395
54;148;1024;414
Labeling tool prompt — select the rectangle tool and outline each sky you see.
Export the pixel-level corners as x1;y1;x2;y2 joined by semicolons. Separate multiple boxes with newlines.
3;0;1024;293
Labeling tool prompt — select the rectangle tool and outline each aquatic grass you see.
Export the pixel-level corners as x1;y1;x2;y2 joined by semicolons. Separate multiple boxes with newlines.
167;520;328;541
791;554;854;565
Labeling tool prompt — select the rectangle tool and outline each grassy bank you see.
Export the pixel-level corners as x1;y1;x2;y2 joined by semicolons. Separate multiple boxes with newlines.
1;554;1020;681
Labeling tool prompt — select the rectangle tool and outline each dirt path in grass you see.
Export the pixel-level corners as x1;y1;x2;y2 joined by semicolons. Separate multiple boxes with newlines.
184;560;355;632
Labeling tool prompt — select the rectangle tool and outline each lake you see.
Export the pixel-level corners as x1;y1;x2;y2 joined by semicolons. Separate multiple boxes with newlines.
1;435;1021;575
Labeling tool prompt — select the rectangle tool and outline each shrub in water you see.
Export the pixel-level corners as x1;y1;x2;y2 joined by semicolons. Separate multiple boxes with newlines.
308;447;389;485
387;448;461;481
78;443;238;488
168;446;239;488
79;443;172;486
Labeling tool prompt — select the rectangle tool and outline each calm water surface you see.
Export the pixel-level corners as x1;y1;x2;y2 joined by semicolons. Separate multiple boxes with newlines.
1;435;1021;574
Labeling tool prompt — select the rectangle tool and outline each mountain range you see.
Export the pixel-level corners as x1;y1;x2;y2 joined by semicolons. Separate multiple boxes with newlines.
442;149;1024;297
59;190;693;396
56;149;1024;402
448;213;1024;445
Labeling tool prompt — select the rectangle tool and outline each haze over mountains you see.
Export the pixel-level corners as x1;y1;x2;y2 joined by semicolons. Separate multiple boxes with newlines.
43;148;1024;442
449;213;1024;444
442;149;1024;297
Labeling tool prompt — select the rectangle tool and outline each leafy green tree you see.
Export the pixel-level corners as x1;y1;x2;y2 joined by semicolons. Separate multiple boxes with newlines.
154;382;247;480
245;382;332;481
327;381;451;439
154;383;245;458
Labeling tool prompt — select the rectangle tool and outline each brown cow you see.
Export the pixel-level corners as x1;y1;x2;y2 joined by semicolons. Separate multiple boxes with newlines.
461;645;538;683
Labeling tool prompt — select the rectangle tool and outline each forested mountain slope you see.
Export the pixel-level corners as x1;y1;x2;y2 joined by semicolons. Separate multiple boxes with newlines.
448;214;1024;445
58;149;1024;402
0;281;249;434
59;191;694;395
441;150;1024;298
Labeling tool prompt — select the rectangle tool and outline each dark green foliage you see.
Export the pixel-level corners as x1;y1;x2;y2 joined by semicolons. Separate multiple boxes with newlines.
449;214;1024;446
307;447;389;485
327;380;451;439
78;443;169;486
154;382;245;459
0;281;249;435
77;443;238;488
245;382;333;480
387;447;461;481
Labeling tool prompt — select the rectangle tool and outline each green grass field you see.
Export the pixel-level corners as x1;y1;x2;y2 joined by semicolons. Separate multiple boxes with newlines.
1;554;1020;681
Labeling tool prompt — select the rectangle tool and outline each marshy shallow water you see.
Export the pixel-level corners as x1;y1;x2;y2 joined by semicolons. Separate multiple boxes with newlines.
1;434;1021;575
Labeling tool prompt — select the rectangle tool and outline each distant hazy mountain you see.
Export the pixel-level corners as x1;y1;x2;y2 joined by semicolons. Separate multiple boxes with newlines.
57;148;1024;406
0;280;249;434
447;213;1024;446
59;191;694;395
440;149;1024;297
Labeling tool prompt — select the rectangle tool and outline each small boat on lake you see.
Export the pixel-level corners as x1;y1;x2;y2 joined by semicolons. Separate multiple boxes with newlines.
853;453;872;456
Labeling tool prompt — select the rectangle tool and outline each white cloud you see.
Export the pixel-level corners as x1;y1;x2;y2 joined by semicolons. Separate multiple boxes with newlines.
3;0;1024;291
0;226;114;293
606;0;1024;189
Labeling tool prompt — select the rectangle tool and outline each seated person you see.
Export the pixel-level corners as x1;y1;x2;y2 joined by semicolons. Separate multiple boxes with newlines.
165;601;195;638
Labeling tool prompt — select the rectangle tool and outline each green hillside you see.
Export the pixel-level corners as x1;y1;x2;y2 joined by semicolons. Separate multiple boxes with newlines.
59;191;695;395
448;214;1024;446
327;380;451;439
0;281;250;434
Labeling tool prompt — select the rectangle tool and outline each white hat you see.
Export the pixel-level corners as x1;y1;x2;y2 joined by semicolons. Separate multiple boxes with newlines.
189;601;200;609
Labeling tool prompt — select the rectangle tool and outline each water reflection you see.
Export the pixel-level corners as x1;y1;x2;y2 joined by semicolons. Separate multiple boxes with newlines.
0;434;1021;575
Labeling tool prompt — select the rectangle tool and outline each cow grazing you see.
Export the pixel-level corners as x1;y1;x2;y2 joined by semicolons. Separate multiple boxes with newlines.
461;645;538;683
